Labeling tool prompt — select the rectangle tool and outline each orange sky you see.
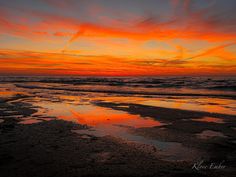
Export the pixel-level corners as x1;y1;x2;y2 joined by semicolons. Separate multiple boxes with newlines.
0;0;236;76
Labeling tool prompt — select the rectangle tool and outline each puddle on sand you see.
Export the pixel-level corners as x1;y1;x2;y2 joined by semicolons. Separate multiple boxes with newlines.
138;98;236;115
74;127;197;161
0;86;26;98
196;130;227;139
32;101;197;161
35;102;163;128
192;117;225;123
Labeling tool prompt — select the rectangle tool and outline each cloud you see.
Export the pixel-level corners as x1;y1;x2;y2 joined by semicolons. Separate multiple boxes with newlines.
42;0;76;10
0;1;236;45
186;42;236;60
1;49;230;76
0;48;235;76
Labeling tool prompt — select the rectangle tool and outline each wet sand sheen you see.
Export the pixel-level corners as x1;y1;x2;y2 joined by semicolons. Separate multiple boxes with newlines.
32;101;195;161
192;117;225;123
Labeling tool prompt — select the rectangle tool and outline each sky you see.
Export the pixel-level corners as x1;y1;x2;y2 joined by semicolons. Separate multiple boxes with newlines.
0;0;236;76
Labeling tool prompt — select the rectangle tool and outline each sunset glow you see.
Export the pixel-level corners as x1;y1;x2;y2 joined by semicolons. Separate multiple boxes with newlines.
0;0;236;76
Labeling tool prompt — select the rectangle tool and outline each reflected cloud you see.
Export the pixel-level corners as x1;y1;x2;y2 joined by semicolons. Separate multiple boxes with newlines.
192;117;225;124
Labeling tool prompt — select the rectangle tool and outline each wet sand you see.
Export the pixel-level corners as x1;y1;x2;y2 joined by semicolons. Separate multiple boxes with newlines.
95;102;236;160
0;92;236;177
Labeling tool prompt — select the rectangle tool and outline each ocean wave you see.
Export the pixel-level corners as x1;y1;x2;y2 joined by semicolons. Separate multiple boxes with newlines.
0;76;235;92
14;83;236;99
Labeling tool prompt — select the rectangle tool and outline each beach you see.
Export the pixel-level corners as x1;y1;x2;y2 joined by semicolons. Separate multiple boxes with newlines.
0;76;235;177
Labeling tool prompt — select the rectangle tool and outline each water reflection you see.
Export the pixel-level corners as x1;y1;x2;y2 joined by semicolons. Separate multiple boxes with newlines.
73;127;197;161
192;117;225;123
0;90;24;97
2;83;236;115
35;102;162;128
32;100;198;161
93;96;236;115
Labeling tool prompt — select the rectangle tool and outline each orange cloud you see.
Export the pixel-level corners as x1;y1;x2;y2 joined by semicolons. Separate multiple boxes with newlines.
1;5;236;44
67;22;236;45
185;42;236;60
0;49;235;76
